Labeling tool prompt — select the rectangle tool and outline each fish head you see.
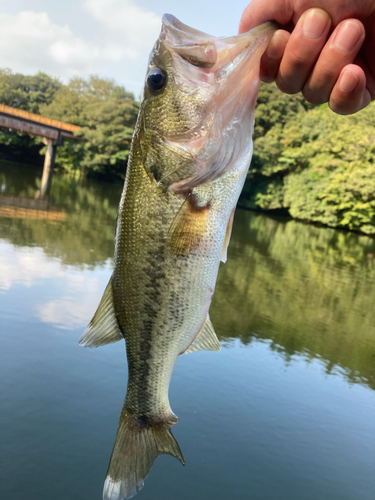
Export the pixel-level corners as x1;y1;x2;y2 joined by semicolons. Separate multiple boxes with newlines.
137;15;277;192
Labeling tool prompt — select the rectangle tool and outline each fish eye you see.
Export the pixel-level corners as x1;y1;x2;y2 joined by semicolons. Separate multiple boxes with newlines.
147;68;167;91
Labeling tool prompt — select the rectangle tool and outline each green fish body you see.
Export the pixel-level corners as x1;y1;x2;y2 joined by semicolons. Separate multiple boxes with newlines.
79;15;276;500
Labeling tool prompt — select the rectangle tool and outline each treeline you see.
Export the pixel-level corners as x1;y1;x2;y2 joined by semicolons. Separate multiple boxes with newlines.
0;70;374;233
0;69;138;181
241;82;375;235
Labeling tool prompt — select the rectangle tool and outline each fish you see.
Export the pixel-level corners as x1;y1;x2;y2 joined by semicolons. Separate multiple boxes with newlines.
79;14;276;500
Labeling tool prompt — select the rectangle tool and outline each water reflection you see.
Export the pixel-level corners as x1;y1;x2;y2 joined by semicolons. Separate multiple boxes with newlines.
0;160;121;267
1;161;375;500
211;210;375;389
1;160;375;391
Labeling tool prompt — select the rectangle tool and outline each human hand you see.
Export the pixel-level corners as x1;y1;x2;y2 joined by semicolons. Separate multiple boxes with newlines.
239;1;375;115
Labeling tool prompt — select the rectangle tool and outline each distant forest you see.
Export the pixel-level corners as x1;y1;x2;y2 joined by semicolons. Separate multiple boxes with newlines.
0;69;138;182
0;68;374;235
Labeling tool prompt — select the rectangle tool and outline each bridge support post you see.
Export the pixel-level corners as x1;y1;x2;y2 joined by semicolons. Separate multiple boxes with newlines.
40;137;60;197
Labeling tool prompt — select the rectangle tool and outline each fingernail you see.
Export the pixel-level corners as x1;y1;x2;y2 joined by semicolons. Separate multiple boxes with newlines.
334;21;363;52
339;70;359;93
302;9;330;39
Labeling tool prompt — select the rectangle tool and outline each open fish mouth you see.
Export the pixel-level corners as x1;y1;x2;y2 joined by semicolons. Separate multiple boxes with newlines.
162;14;276;72
158;15;277;192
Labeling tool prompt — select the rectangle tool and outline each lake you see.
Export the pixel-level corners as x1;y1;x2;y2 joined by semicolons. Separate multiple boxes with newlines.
1;160;375;500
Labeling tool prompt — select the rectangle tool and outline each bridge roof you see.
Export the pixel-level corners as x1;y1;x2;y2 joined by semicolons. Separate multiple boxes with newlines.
0;104;81;133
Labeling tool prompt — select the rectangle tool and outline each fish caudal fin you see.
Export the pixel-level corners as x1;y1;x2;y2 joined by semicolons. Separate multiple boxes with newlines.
79;278;124;347
103;407;185;500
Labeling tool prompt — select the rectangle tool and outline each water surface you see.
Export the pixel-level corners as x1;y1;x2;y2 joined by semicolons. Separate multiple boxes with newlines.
1;161;374;500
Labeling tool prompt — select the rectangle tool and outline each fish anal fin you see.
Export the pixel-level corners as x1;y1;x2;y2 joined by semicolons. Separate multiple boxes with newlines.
79;278;124;348
103;406;184;500
185;314;221;354
167;191;211;256
220;207;236;263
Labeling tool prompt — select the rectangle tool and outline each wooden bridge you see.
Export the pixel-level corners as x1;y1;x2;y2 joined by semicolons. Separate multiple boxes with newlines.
0;104;82;196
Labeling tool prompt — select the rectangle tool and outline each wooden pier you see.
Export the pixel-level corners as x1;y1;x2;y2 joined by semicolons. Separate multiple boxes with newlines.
0;104;82;196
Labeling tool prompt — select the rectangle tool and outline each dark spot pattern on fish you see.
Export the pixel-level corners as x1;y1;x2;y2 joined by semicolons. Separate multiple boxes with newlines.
125;240;169;418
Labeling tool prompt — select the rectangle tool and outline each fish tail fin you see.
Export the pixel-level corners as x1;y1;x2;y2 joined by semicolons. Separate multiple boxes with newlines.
103;407;185;500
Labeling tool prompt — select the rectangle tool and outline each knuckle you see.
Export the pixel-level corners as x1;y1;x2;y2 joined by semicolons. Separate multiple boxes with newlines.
287;48;311;69
276;76;301;95
302;89;327;105
303;79;332;105
329;96;360;115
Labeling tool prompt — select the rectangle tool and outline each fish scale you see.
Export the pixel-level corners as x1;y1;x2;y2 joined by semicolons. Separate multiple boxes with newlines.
79;14;277;500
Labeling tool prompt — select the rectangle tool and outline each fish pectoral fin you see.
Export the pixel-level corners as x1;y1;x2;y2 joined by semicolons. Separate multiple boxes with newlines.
184;314;221;354
220;207;236;263
79;277;124;348
167;191;211;256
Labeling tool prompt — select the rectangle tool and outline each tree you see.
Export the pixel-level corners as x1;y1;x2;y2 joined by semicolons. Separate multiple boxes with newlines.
0;69;62;113
0;69;62;165
40;76;139;180
241;83;375;234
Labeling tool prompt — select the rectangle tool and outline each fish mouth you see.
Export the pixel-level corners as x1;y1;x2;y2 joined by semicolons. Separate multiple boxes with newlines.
160;15;277;192
162;14;277;73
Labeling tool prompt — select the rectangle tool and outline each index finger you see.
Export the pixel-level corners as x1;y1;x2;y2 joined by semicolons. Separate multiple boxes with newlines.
239;0;295;33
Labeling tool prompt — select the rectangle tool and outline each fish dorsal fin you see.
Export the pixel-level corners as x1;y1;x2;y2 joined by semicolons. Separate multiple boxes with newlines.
167;191;211;257
184;314;221;354
221;207;236;263
79;278;124;348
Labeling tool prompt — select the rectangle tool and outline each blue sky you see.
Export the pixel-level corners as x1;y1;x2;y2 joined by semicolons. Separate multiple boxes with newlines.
0;0;250;98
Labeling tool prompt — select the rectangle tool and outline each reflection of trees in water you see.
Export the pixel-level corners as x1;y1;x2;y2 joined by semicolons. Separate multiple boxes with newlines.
0;162;121;267
212;210;375;390
1;162;375;390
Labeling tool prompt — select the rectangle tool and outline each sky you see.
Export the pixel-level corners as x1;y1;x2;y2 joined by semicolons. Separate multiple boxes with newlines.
0;0;250;98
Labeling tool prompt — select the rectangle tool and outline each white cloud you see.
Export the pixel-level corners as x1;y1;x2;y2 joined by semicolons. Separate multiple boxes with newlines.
0;240;111;330
0;243;65;290
0;10;110;79
83;0;161;49
37;274;104;330
0;12;78;71
0;3;161;93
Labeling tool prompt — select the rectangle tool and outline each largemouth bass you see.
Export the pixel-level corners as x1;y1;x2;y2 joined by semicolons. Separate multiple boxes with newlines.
79;14;276;500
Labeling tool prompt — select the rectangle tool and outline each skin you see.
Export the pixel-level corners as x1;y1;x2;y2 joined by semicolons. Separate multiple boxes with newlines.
239;0;375;114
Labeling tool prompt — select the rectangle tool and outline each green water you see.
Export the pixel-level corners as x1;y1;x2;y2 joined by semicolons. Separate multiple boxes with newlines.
1;161;374;500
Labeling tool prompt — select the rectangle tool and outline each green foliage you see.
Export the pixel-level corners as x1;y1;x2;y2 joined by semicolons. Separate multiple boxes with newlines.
39;75;135;126
0;160;122;267
242;82;375;234
211;210;375;389
40;76;139;180
0;68;62;112
253;81;315;140
1;71;375;232
79;92;138;178
241;177;284;210
0;71;139;180
0;69;62;164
